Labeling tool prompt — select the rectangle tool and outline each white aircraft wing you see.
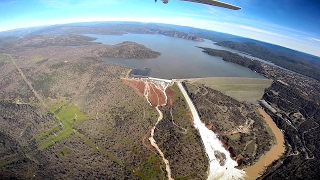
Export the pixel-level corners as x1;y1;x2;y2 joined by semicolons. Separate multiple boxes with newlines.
180;0;241;10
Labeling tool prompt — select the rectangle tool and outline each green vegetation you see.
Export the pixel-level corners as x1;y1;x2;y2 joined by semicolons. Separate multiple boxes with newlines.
38;101;87;150
245;140;256;155
55;103;87;122
189;77;272;103
59;147;72;156
0;158;19;168
227;133;241;141
170;83;184;100
73;130;124;165
36;125;59;141
152;84;208;179
136;154;165;180
0;53;11;62
167;85;191;128
182;129;197;145
199;47;265;74
0;29;207;179
32;54;44;62
49;100;67;113
261;119;276;145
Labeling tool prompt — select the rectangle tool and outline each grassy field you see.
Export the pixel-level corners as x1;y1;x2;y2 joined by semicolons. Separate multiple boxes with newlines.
245;140;256;155
38;101;87;150
226;133;241;141
32;54;44;62
0;53;11;63
188;77;273;104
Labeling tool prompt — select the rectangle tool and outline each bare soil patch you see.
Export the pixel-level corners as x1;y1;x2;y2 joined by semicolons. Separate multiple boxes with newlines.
122;79;145;95
123;78;167;106
166;87;176;106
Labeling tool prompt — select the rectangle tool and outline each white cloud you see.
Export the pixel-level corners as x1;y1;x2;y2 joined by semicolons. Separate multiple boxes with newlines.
307;37;320;43
237;24;286;37
1;10;319;57
121;16;320;57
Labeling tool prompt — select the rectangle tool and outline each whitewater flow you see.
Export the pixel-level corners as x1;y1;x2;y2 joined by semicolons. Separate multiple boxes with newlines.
177;82;245;180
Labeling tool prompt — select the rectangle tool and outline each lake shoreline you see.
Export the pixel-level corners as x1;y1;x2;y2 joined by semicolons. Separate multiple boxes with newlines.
89;33;266;79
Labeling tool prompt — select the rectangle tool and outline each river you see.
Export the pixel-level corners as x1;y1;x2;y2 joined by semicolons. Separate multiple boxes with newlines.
244;108;285;180
88;33;266;79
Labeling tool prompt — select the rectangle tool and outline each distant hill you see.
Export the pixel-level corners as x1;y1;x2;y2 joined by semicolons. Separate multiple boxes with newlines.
0;26;45;38
0;22;203;42
216;41;320;81
1;21;319;80
154;23;241;42
158;23;320;80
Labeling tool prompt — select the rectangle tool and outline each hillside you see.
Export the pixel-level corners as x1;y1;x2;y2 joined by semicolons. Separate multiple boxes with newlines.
0;32;210;179
0;22;203;42
183;82;274;168
199;47;320;179
0;34;158;179
216;41;320;81
2;22;319;179
157;23;320;81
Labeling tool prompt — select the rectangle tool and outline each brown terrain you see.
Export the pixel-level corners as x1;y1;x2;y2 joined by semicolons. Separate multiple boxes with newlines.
165;88;175;106
3;23;306;180
0;34;167;179
122;78;167;107
0;34;209;179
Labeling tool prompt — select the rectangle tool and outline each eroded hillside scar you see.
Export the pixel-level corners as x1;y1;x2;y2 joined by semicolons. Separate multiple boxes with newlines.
123;77;174;180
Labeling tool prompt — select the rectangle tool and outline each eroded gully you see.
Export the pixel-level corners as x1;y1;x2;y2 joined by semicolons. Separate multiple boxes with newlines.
143;78;173;180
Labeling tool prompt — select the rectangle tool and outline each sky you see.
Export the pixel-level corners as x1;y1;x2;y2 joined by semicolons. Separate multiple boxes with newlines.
0;0;320;56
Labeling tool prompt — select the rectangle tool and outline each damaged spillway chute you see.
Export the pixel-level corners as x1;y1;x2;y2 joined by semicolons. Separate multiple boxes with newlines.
177;82;245;180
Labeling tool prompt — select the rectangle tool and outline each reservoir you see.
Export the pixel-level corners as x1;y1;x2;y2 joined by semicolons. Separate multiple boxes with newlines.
89;34;266;79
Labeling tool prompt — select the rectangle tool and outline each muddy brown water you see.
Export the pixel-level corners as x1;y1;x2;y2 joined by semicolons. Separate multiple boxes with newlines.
244;108;285;180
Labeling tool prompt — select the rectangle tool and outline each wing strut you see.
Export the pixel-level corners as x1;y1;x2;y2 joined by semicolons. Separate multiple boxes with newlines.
159;0;241;10
181;0;241;10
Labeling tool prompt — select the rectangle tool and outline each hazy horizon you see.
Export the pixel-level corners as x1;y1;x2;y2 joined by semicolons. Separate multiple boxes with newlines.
1;0;319;56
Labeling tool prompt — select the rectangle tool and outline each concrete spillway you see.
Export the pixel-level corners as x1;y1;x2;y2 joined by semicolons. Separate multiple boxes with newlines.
177;82;245;180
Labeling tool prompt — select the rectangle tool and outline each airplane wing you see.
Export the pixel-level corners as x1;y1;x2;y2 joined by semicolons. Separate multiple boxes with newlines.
181;0;241;10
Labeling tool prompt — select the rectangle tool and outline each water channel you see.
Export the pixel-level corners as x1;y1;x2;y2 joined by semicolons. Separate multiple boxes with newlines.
244;108;285;180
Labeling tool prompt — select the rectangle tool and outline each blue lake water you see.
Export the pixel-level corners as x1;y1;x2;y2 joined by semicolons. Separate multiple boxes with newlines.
88;34;266;79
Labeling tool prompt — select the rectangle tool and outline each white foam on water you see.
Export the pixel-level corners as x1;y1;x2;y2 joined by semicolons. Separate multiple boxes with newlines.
177;82;245;180
194;120;245;180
